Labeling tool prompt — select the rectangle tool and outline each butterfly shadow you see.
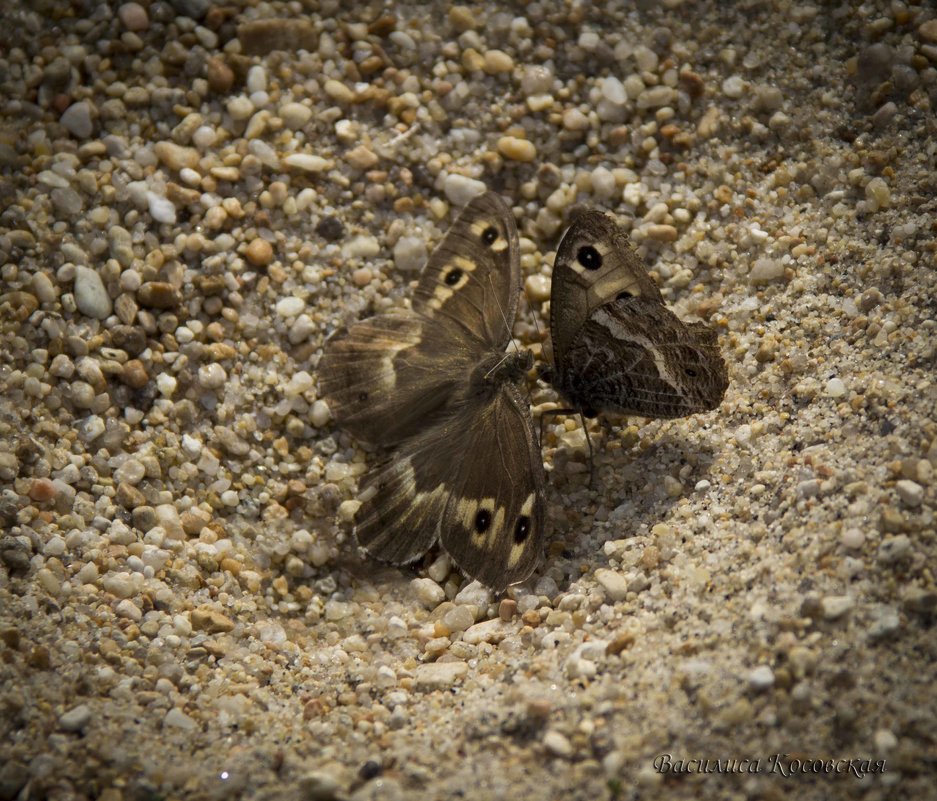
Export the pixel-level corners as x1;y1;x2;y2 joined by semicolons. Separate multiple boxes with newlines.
541;417;725;591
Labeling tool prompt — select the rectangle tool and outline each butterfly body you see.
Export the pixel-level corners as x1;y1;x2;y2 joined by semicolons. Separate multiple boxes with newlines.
318;192;546;592
547;208;728;420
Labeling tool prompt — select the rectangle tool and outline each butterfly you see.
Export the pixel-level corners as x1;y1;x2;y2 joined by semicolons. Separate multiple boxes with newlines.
543;207;728;420
317;192;546;592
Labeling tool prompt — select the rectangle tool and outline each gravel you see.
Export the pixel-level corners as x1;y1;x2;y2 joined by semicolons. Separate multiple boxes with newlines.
1;1;935;799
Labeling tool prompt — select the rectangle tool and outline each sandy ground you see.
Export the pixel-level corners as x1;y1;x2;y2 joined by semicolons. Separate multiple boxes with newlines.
1;1;935;799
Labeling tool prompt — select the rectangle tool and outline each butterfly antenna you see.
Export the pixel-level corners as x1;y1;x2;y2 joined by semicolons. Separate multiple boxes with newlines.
484;351;512;381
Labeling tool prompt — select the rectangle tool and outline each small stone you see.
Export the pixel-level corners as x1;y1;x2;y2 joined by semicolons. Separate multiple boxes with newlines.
462;619;510;645
524;274;550;303
483;49;514;74
310;400;331;428
61;101;94;138
28;478;57;502
51;187;83;217
191;606;235;633
393;236;427;272
345;145;378;170
413;661;468;690
118;2;149;31
543;730;573;758
749;257;785;284
316;216;345;241
441;605;475;633
878;535;911;564
283;153;332;173
895;480;923;508
279;101;312;129
498;598;517;621
748;665;775;691
594;568;628;601
237;18;319;55
840;528;865;550
644;224;678;242
821;595;854;620
411;578;445;609
116;599;142;621
246;238;274;267
154;141;200;172
825;377;846;397
919;20;937;43
59;704;92;732
497;136;537;162
155;503;185;539
562;108;590;131
137;282;180;309
299;771;344;801
443;173;487;206
163;707;197;730
118;359;148;389
323;79;355;104
147;192;176;224
206;57;234;93
74;265;112;320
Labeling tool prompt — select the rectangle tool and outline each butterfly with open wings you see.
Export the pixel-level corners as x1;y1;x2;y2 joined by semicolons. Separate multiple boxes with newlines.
318;192;546;593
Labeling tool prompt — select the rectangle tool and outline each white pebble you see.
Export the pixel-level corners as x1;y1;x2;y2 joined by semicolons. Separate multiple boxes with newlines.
600;76;626;105
825;377;846;397
748;665;775;691
543;730;573;758
393;236;427;272
61;101;94;138
840;528;865;549
247;65;267;94
276;296;305;317
116;599;142;621
749;257;784;284
896;479;923;507
198;363;227;389
594;568;628;601
59;704;92;732
147;192;177;224
443;173;487;206
411;577;445;609
310;399;331;427
821;595;854;620
74;265;112;320
156;373;177;397
285;370;314;396
283;153;332;172
163;708;197;730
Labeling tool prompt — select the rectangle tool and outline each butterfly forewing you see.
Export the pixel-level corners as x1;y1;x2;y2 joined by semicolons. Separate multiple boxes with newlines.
412;192;520;349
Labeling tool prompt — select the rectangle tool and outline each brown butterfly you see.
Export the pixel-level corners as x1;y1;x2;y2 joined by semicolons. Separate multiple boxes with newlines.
543;208;728;420
318;192;545;592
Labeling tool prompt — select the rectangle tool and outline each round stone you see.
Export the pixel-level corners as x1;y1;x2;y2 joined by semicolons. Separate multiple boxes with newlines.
497;136;537;162
61;101;94;138
246;238;274;267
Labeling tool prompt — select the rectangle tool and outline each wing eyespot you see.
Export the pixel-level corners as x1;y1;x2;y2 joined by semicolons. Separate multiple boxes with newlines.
445;268;463;286
684;367;699;378
474;509;491;533
514;515;530;544
481;226;498;246
357;391;369;402
577;245;602;270
615;290;633;301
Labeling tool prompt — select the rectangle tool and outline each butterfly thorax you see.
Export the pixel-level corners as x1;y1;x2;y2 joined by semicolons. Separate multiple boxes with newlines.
467;350;533;397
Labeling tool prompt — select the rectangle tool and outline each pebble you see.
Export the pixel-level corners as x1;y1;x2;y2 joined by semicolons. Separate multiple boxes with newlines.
878;535;911;564
594;568;629;601
118;3;149;32
821;595;854;620
163;708;198;730
825;377;846;397
283;153;332;173
61;101;94;138
413;661;468;690
497;136;537;162
345;145;378;170
154;141;200;172
443;173;487;206
840;528;865;550
562;108;590;131
524;274;550;304
749;257;785;284
246;238;274;267
280;102;312;129
543;730;573;758
73;266;112;320
137;282;179;309
147;192;177;224
748;665;775;691
411;578;445;609
393;236;427;272
310;400;331;428
59;704;92;732
441;605;475;633
276;296;305;317
483;49;514;74
895;480;923;508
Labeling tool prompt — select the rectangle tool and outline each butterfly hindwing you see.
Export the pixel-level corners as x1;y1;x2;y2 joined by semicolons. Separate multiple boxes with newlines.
355;352;545;592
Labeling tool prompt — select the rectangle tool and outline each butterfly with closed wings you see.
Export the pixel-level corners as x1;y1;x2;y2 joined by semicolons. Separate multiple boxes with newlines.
543;207;728;421
317;192;546;593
